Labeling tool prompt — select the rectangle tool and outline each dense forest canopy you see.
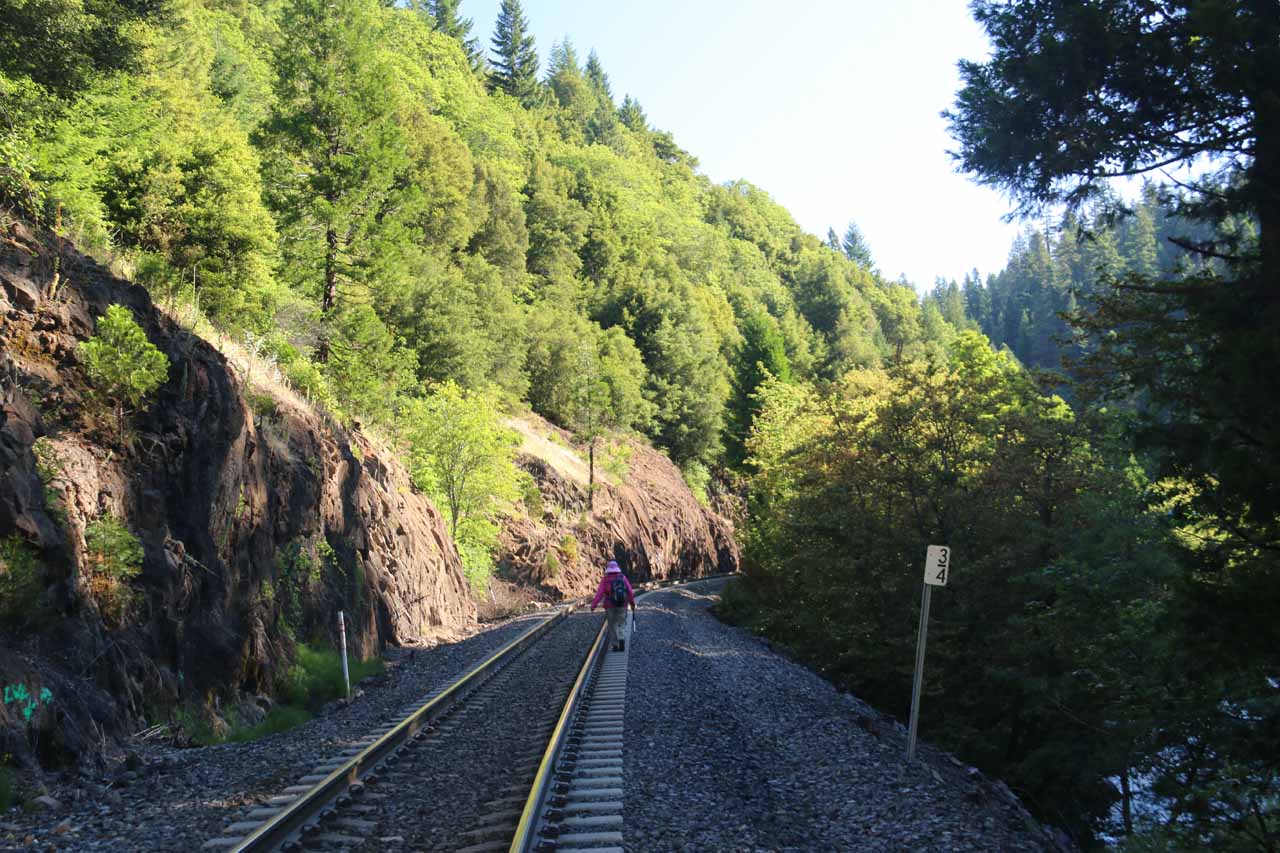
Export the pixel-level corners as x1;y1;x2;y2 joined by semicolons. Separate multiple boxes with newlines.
2;0;1277;849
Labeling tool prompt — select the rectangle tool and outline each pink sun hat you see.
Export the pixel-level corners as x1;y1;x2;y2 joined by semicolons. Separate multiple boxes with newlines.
605;561;621;573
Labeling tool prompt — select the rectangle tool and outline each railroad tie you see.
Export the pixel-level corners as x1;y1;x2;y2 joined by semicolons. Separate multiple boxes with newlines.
548;649;628;850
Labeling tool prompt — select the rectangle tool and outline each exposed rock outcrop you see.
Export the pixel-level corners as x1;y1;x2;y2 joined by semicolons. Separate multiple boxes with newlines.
0;219;470;765
499;416;739;598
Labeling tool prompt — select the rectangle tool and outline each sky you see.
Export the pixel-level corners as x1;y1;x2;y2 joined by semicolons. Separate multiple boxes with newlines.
459;0;1024;290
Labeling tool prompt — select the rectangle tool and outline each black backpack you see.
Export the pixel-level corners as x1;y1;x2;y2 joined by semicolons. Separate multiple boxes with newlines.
609;574;627;607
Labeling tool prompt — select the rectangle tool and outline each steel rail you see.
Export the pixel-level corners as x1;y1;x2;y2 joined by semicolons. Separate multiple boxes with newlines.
507;574;734;852
229;607;571;853
507;619;608;852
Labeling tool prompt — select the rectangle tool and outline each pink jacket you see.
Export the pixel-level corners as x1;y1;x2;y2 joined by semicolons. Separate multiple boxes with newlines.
590;573;635;609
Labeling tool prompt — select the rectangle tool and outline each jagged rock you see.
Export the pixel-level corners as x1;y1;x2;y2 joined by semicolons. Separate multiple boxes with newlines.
0;269;40;312
499;416;739;598
0;217;472;766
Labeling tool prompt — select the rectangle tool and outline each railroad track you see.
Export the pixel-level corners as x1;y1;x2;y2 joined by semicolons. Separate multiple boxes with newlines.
204;576;729;852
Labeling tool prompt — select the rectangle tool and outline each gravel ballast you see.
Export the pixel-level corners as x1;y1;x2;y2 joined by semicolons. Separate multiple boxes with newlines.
624;579;1062;852
0;611;553;852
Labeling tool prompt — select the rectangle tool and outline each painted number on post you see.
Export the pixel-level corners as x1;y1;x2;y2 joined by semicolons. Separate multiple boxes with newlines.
924;545;950;587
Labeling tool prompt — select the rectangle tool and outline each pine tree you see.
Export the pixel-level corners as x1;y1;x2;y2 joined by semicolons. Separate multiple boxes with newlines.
546;37;580;78
262;0;412;363
584;50;612;101
825;227;841;252
427;0;481;65
841;220;873;269
618;94;647;132
489;0;540;106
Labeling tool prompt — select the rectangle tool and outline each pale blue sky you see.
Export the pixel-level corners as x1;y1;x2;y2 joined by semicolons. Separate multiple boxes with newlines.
460;0;1022;289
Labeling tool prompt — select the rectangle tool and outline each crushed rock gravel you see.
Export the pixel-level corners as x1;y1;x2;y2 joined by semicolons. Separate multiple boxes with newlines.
0;610;552;852
624;579;1069;852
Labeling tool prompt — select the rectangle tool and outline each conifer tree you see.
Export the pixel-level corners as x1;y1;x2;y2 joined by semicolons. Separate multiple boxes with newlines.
825;227;841;252
489;0;540;106
841;219;873;269
584;50;611;101
546;37;580;78
427;0;481;65
618;94;647;132
262;0;412;363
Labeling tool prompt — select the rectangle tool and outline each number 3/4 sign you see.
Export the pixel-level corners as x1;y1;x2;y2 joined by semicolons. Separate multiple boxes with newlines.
924;545;950;586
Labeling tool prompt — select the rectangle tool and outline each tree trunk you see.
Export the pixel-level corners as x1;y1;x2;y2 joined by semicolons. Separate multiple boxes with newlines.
1254;87;1280;288
317;131;340;364
316;225;338;364
587;439;595;511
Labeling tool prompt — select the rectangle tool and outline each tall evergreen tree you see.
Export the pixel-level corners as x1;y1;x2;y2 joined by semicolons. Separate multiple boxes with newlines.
546;37;580;78
825;227;841;252
262;0;411;363
618;94;647;132
427;0;481;65
584;50;611;101
489;0;540;106
840;219;873;269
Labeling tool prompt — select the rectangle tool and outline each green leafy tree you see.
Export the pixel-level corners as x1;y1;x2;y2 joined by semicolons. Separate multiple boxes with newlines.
488;0;539;106
570;328;654;506
403;382;523;595
0;0;163;98
79;304;171;436
403;381;521;541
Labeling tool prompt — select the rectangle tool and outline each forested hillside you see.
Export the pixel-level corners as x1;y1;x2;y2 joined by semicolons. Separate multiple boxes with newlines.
926;184;1257;374
0;0;940;453
0;0;958;576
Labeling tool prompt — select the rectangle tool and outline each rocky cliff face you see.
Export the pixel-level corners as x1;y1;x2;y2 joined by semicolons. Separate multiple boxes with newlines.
499;417;739;598
0;219;471;765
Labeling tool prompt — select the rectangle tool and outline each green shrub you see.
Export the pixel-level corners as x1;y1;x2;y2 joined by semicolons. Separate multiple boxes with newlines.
0;535;45;627
275;541;320;638
79;304;170;437
225;705;311;742
31;438;68;528
457;539;493;598
543;550;560;579
83;515;144;627
246;389;277;418
277;643;384;710
558;534;578;563
681;461;711;507
519;473;543;518
285;358;333;407
601;441;633;480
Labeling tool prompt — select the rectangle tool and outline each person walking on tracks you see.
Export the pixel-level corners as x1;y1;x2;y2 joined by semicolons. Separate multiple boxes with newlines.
590;560;636;652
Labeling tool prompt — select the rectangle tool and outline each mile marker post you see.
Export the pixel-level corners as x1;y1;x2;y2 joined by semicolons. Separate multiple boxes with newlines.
338;610;351;701
907;544;950;761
